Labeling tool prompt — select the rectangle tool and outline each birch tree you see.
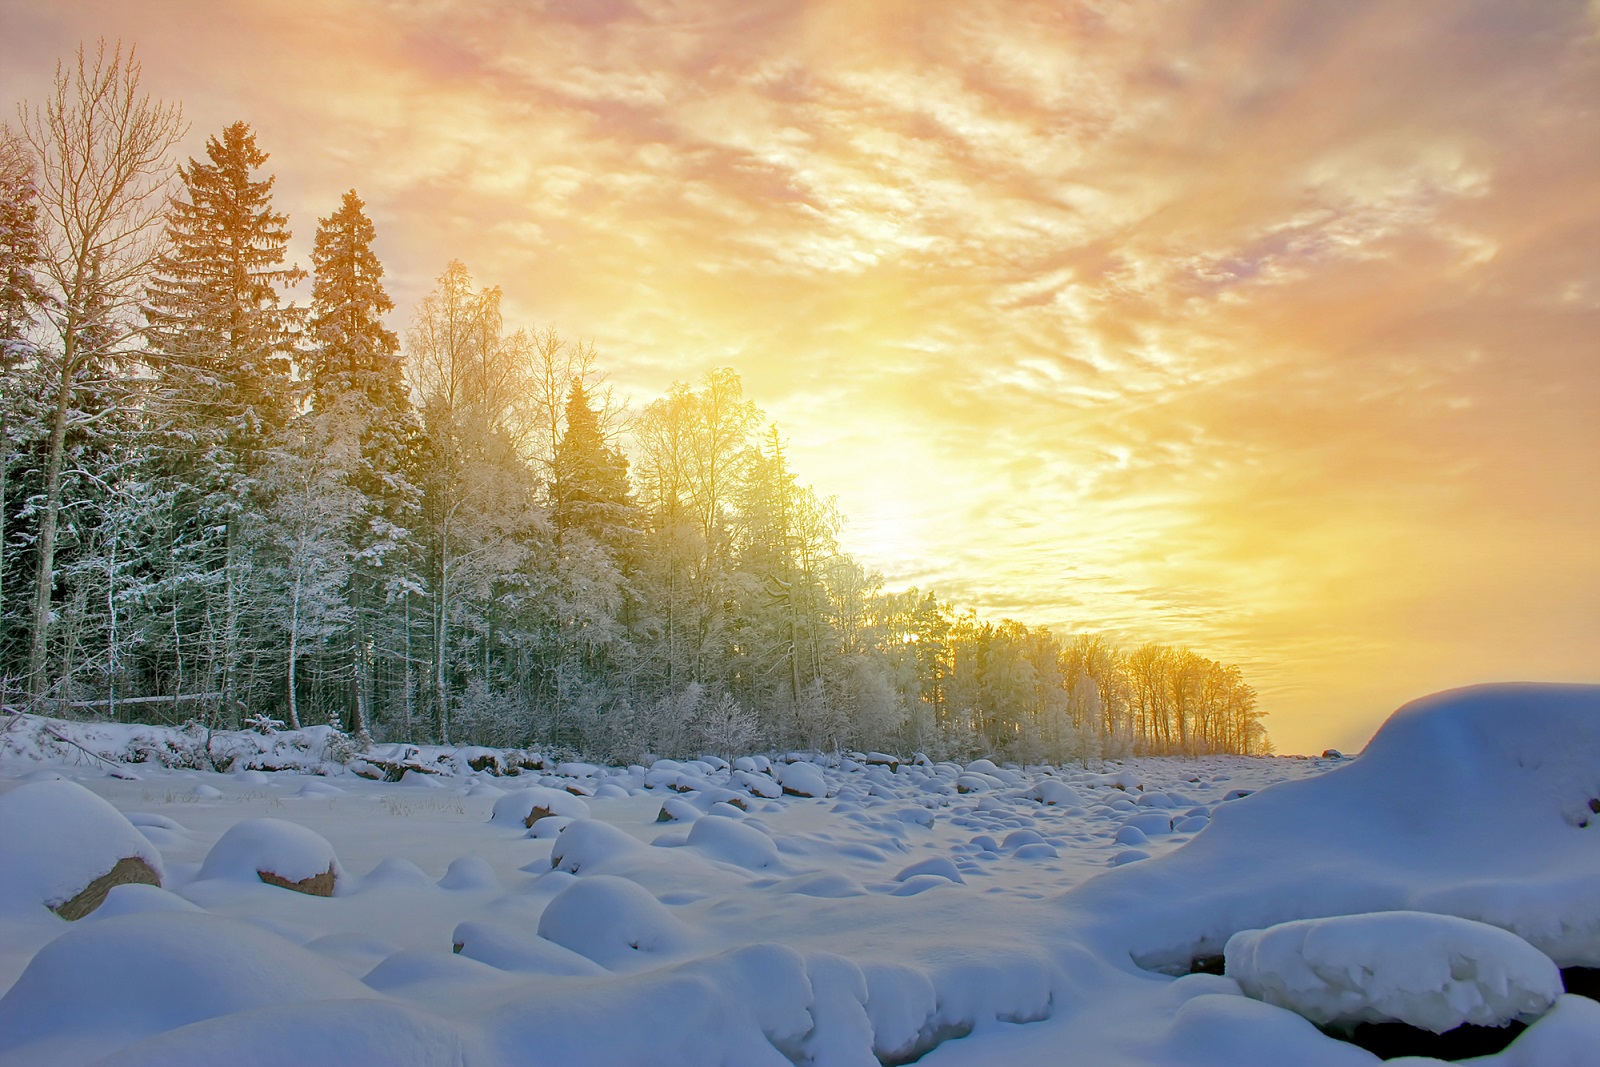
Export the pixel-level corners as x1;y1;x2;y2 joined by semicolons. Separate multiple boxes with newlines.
19;41;184;699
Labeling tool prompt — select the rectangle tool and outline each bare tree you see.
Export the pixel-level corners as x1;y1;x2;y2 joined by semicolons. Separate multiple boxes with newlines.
19;41;184;698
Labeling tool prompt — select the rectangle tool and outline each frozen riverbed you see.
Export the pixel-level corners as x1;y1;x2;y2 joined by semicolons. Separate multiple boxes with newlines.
2;683;1598;1065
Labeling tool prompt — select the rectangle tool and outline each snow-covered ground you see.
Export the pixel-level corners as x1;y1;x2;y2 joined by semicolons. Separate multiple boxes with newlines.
2;682;1598;1066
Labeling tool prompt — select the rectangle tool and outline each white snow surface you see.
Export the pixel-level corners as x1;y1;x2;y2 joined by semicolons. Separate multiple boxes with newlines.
0;682;1597;1066
1225;911;1564;1033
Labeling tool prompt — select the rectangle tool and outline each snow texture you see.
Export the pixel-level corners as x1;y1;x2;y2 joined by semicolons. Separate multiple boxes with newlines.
0;683;1597;1066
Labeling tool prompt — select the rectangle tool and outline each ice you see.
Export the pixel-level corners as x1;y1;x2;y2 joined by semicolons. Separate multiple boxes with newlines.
1226;911;1563;1032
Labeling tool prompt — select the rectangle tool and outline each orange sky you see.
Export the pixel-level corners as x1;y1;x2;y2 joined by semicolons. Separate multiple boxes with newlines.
3;0;1597;753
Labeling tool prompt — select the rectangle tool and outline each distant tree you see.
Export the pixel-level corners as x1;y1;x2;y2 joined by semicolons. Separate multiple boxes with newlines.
18;41;184;698
407;261;543;743
0;125;46;675
552;380;633;542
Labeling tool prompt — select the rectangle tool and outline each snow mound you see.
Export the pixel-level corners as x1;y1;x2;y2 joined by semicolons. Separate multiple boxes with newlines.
536;875;695;968
1029;779;1082;806
82;884;203;921
0;912;374;1063
197;817;344;894
488;786;591;828
549;818;646;875
450;920;606;976
0;779;164;919
685;815;781;870
1226;911;1563;1033
437;856;499;891
1072;683;1600;971
776;761;828;797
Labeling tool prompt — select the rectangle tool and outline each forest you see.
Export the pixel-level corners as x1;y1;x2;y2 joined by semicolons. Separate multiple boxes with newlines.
0;44;1269;764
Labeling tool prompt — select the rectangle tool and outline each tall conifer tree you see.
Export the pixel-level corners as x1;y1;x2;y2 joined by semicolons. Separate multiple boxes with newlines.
142;121;302;721
304;189;419;739
145;120;303;459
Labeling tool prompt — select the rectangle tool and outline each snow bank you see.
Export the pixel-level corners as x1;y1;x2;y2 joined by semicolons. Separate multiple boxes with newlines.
0;780;164;919
197;817;344;895
1225;911;1563;1032
1067;684;1600;971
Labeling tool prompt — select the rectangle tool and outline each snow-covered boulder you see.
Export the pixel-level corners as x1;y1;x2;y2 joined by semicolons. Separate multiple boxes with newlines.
1029;779;1082;806
734;769;783;799
1070;683;1600;974
1225;911;1563;1033
894;857;965;884
535;875;693;967
0;779;164;919
549;818;645;875
450;919;606;976
489;786;591;829
197;817;343;896
685;815;781;870
776;761;828;797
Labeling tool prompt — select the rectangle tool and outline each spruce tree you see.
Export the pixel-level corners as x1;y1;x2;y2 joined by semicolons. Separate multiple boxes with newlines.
307;190;404;413
305;189;420;740
145;120;304;459
552;380;633;541
142;121;303;723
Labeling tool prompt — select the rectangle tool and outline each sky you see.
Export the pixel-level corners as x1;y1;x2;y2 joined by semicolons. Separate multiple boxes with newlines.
2;0;1596;754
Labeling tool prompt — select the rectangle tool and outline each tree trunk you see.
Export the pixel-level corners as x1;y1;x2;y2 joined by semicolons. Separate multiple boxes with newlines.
27;368;72;698
286;572;302;729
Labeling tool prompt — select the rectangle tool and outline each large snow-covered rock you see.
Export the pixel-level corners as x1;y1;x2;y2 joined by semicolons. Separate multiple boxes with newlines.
197;817;344;895
488;786;591;828
0;779;164;919
1067;683;1600;972
1225;911;1563;1033
776;760;828;797
535;875;694;967
684;815;781;870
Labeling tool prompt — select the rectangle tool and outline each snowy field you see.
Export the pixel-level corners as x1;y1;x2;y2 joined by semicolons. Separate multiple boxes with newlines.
2;683;1599;1066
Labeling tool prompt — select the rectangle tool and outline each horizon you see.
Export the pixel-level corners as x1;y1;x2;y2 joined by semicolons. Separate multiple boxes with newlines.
3;0;1596;753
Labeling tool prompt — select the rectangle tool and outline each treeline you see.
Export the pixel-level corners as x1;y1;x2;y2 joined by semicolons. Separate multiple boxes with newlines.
0;44;1269;762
